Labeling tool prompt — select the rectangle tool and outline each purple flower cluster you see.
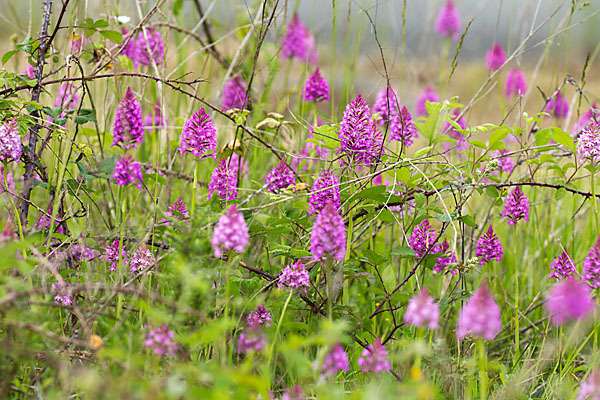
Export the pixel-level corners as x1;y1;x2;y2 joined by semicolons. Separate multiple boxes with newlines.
338;94;383;167
0;119;22;163
178;107;217;159
404;289;440;330
164;197;190;223
321;343;349;377
415;87;440;117
237;328;267;354
51;280;72;306
548;249;576;280
583;236;600;289
104;238;127;271
475;225;503;265
434;238;457;274
278;260;310;292
577;370;600;400
372;88;399;124
121;27;164;67
113;153;144;189
435;0;461;40
144;324;177;356
390;106;419;147
281;13;318;64
113;87;144;149
577;122;600;167
546;91;569;119
545;278;595;326
304;68;329;102
143;100;168;130
505;69;527;98
308;170;340;215
408;219;436;258
211;204;250;258
265;160;295;193
222;75;248;111
357;338;390;373
247;305;272;327
502;187;530;226
457;282;502;340
485;44;506;72
496;149;515;172
208;159;238;200
129;244;155;275
36;206;65;234
574;102;598;133
310;202;347;262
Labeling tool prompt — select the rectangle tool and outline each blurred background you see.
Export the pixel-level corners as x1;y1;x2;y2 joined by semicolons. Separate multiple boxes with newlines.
1;0;599;129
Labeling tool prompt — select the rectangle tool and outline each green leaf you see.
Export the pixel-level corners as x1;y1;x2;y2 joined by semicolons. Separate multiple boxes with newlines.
535;128;553;146
414;193;426;208
551;127;575;151
489;127;509;146
93;19;109;28
354;185;386;201
470;140;487;150
414;146;433;158
485;186;500;198
2;49;19;65
414;102;442;142
555;187;567;200
98;156;117;175
100;30;123;44
173;0;184;15
390;246;415;257
457;215;477;227
74;109;97;124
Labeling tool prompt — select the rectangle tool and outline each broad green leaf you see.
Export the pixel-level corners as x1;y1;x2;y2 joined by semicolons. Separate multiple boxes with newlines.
100;30;123;44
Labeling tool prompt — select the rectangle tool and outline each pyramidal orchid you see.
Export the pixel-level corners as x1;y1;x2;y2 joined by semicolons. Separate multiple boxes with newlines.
548;249;576;280
546;278;595;326
546;91;569;119
321;343;349;378
583;236;600;290
505;69;527;98
310;201;346;262
357;338;390;373
211;204;250;258
485;44;506;72
113;153;144;189
304;67;329;102
281;13;318;64
372;87;399;124
208;159;238;200
112;87;144;150
574;102;598;133
457;282;502;340
502;187;530;226
390;106;419;147
577;121;600;167
475;225;503;265
222;75;248;111
0;119;21;163
308;169;340;215
435;0;461;40
265;160;295;193
178;107;217;159
404;289;440;330
278;260;310;292
338;94;383;167
409;219;436;258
